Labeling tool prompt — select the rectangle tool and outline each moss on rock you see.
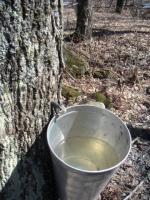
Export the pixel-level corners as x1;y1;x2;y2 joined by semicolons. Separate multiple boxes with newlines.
94;92;112;109
64;47;88;78
62;85;80;100
93;69;111;79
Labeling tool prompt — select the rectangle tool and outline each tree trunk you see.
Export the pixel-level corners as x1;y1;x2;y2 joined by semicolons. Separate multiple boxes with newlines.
116;0;125;13
75;0;93;40
0;0;64;199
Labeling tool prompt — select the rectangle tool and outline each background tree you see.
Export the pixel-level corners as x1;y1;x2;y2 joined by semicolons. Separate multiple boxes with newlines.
116;0;125;13
0;0;63;199
75;0;93;40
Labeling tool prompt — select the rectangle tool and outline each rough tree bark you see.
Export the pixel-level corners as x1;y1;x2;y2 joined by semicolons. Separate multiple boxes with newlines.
75;0;93;40
0;0;63;199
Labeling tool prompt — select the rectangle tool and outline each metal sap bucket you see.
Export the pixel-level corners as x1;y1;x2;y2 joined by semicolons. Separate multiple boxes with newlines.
47;105;131;200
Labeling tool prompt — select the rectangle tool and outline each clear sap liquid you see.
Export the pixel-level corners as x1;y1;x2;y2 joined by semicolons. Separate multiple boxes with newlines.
54;137;119;171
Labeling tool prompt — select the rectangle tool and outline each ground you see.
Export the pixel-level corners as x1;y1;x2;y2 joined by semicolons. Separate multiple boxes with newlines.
62;2;150;200
101;138;150;200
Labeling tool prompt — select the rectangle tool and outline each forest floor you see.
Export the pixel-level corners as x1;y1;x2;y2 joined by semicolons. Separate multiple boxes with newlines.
62;5;150;200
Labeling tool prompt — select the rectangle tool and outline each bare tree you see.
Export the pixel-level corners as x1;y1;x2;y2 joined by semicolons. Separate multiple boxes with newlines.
0;0;64;199
75;0;93;40
116;0;125;13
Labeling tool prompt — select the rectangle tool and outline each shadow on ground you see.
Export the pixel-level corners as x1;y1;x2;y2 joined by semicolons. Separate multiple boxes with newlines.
64;28;150;42
92;28;150;37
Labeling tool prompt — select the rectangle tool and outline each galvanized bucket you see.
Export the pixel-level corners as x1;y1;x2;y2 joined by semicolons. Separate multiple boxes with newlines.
47;105;131;200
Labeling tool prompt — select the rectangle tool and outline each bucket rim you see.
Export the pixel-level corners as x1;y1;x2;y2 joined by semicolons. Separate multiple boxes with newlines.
47;104;132;174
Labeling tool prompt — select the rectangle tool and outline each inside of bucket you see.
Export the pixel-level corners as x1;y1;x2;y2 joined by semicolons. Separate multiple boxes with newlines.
48;107;131;171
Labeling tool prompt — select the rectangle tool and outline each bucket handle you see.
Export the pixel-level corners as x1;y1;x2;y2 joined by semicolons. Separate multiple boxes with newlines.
50;101;66;119
50;101;105;120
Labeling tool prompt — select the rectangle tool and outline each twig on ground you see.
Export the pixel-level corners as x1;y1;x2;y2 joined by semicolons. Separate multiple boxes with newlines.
64;69;77;82
131;137;140;144
123;179;145;200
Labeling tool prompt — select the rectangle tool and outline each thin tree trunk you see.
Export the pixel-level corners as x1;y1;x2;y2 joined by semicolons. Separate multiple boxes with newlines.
116;0;125;13
75;0;93;40
0;0;64;199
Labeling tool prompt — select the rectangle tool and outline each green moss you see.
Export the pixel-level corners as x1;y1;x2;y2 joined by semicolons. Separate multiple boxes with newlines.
64;47;88;78
94;92;112;109
93;69;111;79
3;84;9;94
62;85;80;100
105;98;113;109
95;92;106;102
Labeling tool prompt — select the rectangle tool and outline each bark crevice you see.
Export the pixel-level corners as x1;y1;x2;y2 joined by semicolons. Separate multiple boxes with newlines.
0;0;63;198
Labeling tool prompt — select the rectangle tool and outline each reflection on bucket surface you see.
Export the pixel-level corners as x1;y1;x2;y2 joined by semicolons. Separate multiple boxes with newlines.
54;136;119;171
47;105;131;200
